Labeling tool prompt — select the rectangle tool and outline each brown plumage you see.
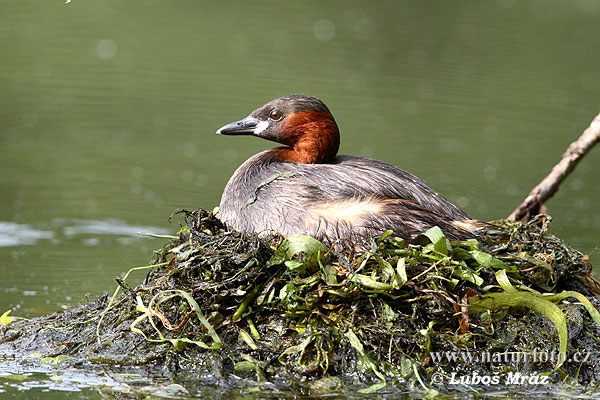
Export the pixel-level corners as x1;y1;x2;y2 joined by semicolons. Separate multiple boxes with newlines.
216;94;483;250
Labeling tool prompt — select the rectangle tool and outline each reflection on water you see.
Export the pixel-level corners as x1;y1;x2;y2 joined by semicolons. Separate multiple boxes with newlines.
0;356;133;398
0;219;170;248
0;218;171;322
0;222;54;247
58;218;170;241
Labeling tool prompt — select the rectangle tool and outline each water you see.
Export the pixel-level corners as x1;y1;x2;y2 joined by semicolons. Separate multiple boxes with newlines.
1;0;600;397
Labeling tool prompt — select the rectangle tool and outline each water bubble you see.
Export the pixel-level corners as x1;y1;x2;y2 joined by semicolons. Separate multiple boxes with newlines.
456;196;470;208
143;190;155;202
346;10;375;40
131;183;143;195
313;19;335;42
505;184;520;197
196;175;208;187
483;165;497;181
477;202;489;216
131;166;144;179
576;0;600;12
181;170;194;183
153;115;169;131
569;177;584;192
183;142;198;158
437;137;462;154
574;198;589;210
96;39;118;61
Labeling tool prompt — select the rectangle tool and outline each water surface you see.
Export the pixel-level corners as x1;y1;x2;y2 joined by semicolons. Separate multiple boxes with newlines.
1;0;600;396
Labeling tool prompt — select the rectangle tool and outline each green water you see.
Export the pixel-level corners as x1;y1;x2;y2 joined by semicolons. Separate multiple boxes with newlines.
1;0;600;397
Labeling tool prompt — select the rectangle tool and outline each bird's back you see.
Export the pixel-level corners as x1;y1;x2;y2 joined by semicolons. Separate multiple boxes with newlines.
218;149;475;249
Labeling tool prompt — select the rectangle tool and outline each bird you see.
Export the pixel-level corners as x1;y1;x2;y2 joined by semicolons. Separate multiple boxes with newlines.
216;94;483;250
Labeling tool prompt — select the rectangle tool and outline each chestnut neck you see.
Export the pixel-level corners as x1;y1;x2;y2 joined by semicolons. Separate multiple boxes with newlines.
274;110;340;164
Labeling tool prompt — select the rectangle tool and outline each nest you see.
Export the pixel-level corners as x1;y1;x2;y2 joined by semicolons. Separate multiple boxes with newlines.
1;209;600;396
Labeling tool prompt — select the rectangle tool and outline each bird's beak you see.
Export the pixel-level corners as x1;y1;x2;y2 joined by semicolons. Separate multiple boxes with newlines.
216;116;264;135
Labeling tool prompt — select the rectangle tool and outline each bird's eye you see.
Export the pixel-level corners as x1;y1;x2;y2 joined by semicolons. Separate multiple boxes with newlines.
269;109;283;121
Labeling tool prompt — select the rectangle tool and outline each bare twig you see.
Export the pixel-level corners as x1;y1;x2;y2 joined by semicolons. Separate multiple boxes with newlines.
508;112;600;221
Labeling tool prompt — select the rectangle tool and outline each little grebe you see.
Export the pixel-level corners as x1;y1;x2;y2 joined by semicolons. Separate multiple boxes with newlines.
217;94;482;249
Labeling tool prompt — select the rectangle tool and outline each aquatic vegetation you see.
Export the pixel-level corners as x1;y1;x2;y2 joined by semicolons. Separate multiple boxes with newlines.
1;209;599;396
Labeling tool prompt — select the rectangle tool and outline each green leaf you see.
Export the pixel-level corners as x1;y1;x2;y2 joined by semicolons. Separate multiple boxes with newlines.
495;269;518;292
376;230;394;246
96;261;168;345
453;267;483;286
130;290;221;351
351;274;393;290
518;251;554;274
548;291;600;328
373;253;395;281
278;335;313;364
358;380;387;394
469;291;567;367
268;234;328;275
279;283;295;301
321;258;338;285
238;329;258;350
284;260;304;271
232;285;260;322
247;317;260;340
469;249;507;269
420;226;450;255
234;360;257;374
395;257;408;289
451;238;479;250
381;302;398;322
39;355;73;366
345;329;386;383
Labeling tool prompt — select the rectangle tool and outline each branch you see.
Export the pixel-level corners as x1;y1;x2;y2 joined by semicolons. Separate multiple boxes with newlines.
508;112;600;221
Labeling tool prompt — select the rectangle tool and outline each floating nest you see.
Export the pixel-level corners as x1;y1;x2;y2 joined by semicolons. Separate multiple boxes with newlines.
1;209;600;397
